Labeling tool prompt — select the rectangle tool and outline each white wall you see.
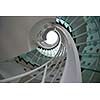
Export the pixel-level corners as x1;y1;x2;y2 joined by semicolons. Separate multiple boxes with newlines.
0;16;55;61
0;60;25;80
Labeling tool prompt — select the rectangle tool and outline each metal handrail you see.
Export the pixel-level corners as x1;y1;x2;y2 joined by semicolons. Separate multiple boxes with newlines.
0;41;64;83
41;43;66;83
25;26;70;82
0;18;76;83
24;43;65;83
44;45;65;79
50;46;66;82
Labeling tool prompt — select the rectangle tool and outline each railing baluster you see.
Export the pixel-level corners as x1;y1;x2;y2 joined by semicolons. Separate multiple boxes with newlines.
72;22;86;32
73;31;88;39
70;17;80;25
25;44;61;83
45;45;65;81
41;65;48;83
65;16;70;22
76;39;100;46
79;53;100;57
50;47;66;82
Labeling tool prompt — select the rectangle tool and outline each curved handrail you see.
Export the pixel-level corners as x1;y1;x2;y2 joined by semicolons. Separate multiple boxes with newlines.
55;24;82;82
50;46;66;82
0;41;63;83
24;44;65;83
0;17;82;83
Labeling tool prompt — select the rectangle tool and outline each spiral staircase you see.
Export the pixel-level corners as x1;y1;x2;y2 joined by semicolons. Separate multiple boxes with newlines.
57;16;100;82
0;16;100;83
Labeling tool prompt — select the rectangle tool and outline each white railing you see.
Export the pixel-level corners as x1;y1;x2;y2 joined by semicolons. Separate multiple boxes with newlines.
0;42;65;83
25;43;66;83
0;20;82;83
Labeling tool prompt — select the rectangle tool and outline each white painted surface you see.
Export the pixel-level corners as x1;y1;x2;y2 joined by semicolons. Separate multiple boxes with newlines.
0;16;55;61
0;60;25;82
0;17;82;83
60;27;82;83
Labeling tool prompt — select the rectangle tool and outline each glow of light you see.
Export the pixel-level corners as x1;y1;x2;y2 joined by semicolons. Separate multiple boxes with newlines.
45;31;58;45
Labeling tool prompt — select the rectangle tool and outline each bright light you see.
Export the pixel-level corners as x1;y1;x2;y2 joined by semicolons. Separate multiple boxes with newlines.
45;31;58;45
